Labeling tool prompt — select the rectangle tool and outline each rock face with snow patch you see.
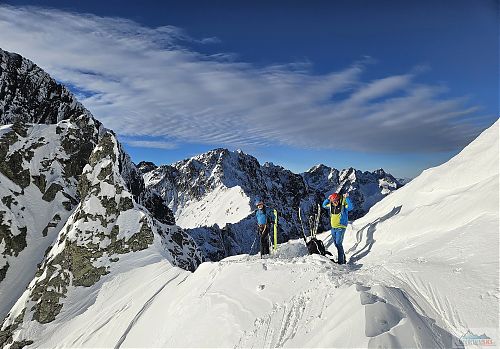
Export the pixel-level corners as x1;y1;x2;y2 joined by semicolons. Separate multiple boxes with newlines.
0;115;101;320
0;132;202;348
0;47;104;322
136;161;157;174
0;48;203;348
0;49;90;125
143;148;402;260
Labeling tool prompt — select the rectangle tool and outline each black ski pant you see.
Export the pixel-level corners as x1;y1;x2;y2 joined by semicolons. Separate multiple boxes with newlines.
258;224;270;256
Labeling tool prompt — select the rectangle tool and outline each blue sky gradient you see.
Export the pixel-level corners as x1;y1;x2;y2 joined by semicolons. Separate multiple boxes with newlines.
1;0;497;178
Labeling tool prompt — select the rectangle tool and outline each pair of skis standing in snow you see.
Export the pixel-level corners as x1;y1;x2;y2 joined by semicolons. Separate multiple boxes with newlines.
254;193;353;264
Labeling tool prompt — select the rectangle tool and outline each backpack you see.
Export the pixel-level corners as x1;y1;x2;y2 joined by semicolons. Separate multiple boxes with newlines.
330;196;345;215
306;237;332;257
299;206;333;258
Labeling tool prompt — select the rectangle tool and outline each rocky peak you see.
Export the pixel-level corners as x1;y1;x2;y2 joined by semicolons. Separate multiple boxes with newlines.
372;168;387;177
0;48;99;127
302;164;340;191
136;161;157;174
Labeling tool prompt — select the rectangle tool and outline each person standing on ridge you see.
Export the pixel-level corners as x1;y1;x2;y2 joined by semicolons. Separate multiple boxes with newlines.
255;198;276;258
322;192;353;264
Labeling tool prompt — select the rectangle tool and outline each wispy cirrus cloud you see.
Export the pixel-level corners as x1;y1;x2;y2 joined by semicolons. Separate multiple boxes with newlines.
0;5;490;152
119;138;178;150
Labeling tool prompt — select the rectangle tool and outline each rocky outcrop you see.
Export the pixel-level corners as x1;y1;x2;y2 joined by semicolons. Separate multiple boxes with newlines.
0;132;202;348
0;49;91;125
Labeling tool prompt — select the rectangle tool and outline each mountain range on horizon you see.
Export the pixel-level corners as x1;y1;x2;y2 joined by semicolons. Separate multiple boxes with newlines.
137;147;403;260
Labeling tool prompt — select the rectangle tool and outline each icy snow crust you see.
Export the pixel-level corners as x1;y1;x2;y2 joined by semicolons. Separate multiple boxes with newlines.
5;121;498;348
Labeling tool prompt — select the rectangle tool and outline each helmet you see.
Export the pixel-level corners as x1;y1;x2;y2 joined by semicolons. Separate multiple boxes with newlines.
255;197;264;206
328;193;339;201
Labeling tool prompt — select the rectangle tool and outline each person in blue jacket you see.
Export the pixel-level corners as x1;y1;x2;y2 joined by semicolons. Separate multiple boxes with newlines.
322;192;353;264
255;197;276;257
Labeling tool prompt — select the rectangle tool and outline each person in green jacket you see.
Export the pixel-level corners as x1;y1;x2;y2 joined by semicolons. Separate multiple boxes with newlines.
322;192;353;264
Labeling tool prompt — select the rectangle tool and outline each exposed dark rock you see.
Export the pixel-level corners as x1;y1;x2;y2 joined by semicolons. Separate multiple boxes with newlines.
0;49;94;126
136;161;157;174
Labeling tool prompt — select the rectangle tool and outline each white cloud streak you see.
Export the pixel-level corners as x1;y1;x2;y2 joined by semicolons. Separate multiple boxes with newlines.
0;5;489;152
121;139;178;150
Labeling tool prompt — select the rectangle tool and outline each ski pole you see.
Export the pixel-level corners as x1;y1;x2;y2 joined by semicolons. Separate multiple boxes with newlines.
250;233;258;255
268;227;273;256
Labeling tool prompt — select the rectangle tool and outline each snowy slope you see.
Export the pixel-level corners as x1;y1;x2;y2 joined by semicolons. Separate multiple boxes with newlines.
5;121;496;348
14;244;462;349
339;119;499;341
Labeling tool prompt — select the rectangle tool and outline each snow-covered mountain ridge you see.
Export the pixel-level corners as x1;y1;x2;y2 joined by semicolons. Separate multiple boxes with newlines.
141;148;403;260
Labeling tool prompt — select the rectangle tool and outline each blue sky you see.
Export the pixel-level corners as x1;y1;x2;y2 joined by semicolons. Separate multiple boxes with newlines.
0;1;497;178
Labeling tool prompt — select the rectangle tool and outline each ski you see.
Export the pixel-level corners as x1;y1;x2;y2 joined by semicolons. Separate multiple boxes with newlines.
314;203;321;237
298;207;307;244
307;215;314;238
250;233;258;255
273;209;278;251
268;229;273;256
